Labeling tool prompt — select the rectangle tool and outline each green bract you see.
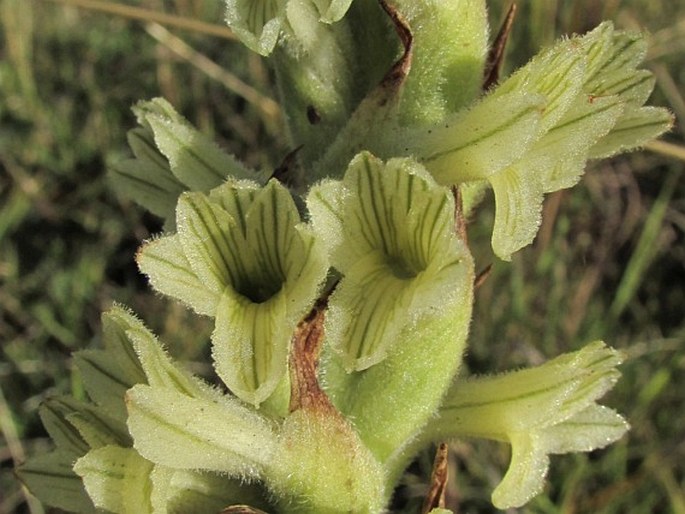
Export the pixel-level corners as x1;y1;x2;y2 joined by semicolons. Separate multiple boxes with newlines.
21;1;672;513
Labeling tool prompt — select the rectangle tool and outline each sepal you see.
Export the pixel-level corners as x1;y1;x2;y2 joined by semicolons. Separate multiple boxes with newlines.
17;451;96;513
134;98;258;190
38;397;90;458
126;385;277;475
136;234;219;316
73;445;154;514
73;349;136;421
589;105;674;158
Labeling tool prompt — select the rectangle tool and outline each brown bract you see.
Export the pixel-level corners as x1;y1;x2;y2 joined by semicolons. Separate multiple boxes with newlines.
288;296;334;414
421;442;450;513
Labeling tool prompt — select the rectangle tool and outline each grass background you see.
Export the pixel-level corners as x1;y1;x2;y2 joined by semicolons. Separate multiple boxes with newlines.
0;0;683;512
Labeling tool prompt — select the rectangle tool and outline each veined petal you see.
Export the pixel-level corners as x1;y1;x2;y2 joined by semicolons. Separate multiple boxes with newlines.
208;179;261;236
306;179;345;268
584;27;647;88
589;105;674;158
102;307;148;385
491;432;549;509
589;69;655;107
126;385;276;475
177;191;240;295
431;342;625;509
110;125;187;231
66;406;131;449
212;288;289;405
201;180;327;404
529;94;624;192
414;91;544;184
542;404;628;455
74;445;154;514
489;165;544;261
326;254;416;370
435;342;624;438
243;180;300;298
225;0;286;56
494;36;587;131
572;24;672;159
318;153;465;370
137;234;219;316
491;405;628;509
109;158;185;226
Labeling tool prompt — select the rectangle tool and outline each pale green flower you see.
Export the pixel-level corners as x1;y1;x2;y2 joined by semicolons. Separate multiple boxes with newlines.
404;22;672;259
429;342;628;509
138;180;328;406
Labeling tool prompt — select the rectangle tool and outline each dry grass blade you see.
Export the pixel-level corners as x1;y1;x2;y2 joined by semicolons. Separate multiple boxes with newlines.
144;23;281;132
646;140;685;162
41;0;237;40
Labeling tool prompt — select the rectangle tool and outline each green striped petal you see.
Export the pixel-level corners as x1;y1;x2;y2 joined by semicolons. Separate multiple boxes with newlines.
74;445;154;514
541;404;628;455
532;94;624;192
109;158;185;228
488;94;625;260
66;406;131;449
493;35;587;131
109;126;187;231
583;25;647;89
312;152;467;370
177;191;240;295
142;180;327;406
491;431;549;508
589;105;674;158
202;180;326;405
412;91;544;184
137;234;219;316
577;23;672;158
102;307;148;385
491;404;628;510
489;165;544;261
212;288;289;405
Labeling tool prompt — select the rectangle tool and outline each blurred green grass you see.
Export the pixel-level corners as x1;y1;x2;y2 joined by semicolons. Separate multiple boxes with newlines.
0;1;683;513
